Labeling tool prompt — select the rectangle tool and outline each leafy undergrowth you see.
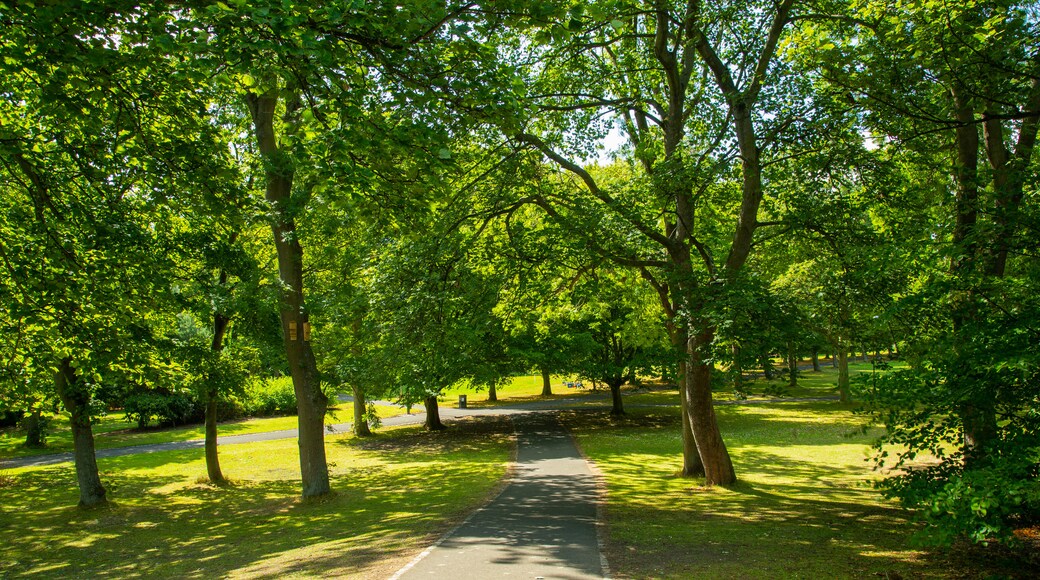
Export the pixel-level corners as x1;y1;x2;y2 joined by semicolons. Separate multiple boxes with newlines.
564;403;1038;579
0;404;407;461
0;415;513;579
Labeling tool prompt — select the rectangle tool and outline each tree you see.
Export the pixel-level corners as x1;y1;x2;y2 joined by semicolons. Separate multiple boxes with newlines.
803;0;1040;543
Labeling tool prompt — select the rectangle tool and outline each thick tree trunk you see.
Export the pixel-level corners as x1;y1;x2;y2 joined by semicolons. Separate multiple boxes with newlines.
811;348;820;372
685;330;735;485
352;386;371;437
540;365;552;396
247;89;330;499
55;358;106;507
424;395;445;431
23;406;45;448
609;381;625;415
488;382;497;402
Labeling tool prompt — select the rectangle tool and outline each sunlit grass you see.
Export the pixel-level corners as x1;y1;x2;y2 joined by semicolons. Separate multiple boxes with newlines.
0;416;513;579
623;360;905;408
439;373;600;407
564;401;1023;578
0;404;407;461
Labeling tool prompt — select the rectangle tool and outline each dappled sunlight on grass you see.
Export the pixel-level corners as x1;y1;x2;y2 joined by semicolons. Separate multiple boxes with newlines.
0;416;513;579
0;405;409;461
561;404;1001;579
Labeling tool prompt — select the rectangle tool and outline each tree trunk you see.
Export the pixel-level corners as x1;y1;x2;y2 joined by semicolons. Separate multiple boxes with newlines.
786;341;798;387
246;88;330;499
352;386;371;437
677;361;705;477
424;395;445;431
950;86;998;465
205;310;230;485
684;329;735;485
831;352;838;368
55;358;106;507
609;381;625;415
23;406;45;448
731;343;743;391
488;382;498;402
760;354;774;380
540;365;552;396
837;347;851;404
811;348;820;372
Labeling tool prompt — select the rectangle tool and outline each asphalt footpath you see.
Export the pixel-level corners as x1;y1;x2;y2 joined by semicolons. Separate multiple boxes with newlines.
391;411;608;580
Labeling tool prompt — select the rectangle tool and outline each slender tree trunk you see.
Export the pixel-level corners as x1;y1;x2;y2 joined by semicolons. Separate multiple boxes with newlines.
731;344;743;391
55;358;106;507
811;348;820;372
760;354;774;380
246;88;330;499
831;351;838;368
205;310;230;485
352;386;371;437
609;380;625;415
540;365;552;396
424;395;445;431
685;329;735;485
951;86;997;465
837;347;851;404
787;341;798;387
487;382;498;402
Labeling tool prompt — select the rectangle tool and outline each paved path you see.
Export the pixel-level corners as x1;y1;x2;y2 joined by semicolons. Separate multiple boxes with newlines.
392;411;607;580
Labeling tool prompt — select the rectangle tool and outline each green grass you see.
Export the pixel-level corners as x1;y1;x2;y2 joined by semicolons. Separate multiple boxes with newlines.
0;403;407;461
0;415;514;579
439;373;601;407
623;360;904;407
565;401;1032;579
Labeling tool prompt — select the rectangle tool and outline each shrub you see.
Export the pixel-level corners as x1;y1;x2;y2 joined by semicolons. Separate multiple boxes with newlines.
123;391;200;429
239;377;297;417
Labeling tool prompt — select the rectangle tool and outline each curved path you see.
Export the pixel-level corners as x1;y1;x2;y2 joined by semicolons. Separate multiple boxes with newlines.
391;411;608;580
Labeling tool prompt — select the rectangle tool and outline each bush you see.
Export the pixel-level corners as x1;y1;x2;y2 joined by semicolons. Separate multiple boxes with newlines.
124;391;200;429
238;377;297;417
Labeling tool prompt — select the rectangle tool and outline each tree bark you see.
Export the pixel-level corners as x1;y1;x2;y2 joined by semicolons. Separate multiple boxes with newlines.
424;395;445;431
686;329;735;485
23;405;45;448
246;88;330;499
760;354;775;380
811;348;820;372
488;381;498;402
786;341;798;387
352;386;371;437
678;360;705;477
837;347;851;404
609;380;625;415
540;365;552;396
55;358;106;507
205;310;230;485
731;343;743;391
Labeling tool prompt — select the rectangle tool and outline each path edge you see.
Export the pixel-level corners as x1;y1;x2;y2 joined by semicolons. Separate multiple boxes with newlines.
386;414;522;580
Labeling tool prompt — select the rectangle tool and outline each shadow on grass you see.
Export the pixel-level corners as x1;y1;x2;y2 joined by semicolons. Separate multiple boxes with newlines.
0;416;515;579
561;406;1038;579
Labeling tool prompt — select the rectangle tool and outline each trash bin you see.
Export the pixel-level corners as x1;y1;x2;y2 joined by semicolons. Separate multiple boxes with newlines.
458;394;467;409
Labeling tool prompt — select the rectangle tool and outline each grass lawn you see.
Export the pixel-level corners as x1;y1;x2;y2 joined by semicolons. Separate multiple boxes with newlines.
439;373;602;407
565;402;1036;579
0;403;407;461
624;360;903;407
0;415;514;579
